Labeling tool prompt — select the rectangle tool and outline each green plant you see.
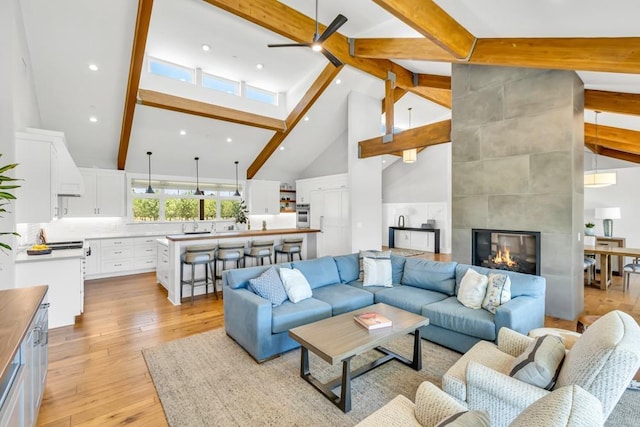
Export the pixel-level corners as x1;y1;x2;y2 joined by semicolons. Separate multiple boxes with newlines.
585;222;595;228
232;199;249;224
0;155;20;251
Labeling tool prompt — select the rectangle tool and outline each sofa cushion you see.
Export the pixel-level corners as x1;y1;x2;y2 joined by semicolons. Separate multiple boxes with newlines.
248;266;288;307
312;284;374;316
225;264;290;289
375;286;448;315
423;297;497;341
390;254;406;284
456;269;488;309
362;257;393;287
279;268;313;303
334;253;359;283
292;256;341;289
348;281;398;295
271;298;332;334
455;264;544;298
401;258;457;295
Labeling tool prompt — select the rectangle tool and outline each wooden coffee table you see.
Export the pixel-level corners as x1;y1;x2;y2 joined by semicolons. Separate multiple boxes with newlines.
289;302;429;413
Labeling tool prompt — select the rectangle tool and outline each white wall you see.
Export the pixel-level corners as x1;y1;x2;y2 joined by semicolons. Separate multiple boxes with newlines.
299;130;347;179
584;166;640;261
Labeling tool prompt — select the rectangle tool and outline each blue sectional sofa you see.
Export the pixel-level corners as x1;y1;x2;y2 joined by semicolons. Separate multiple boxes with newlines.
222;254;546;362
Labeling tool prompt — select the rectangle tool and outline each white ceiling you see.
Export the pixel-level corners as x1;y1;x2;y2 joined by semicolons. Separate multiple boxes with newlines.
18;0;640;182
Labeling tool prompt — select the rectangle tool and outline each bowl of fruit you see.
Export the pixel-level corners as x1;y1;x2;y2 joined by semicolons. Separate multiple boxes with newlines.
27;244;51;255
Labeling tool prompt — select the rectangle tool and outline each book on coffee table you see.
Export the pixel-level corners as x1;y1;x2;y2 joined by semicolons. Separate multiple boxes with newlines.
354;311;393;330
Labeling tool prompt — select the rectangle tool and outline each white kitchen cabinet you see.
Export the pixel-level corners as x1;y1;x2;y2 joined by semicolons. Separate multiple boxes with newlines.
310;187;350;257
86;235;163;279
85;239;101;276
246;180;280;215
156;240;169;290
61;168;125;217
295;173;347;204
15;133;59;223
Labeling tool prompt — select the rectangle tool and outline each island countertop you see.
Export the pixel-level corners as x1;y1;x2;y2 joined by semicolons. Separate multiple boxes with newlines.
166;228;320;242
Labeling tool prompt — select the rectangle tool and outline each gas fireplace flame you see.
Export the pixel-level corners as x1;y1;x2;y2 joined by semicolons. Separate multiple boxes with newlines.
492;245;517;267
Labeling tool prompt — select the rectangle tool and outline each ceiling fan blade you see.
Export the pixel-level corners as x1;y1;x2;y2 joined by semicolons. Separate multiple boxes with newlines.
268;43;311;48
321;49;343;67
316;14;347;43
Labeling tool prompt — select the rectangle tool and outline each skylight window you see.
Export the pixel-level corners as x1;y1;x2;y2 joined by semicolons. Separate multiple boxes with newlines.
148;57;194;83
202;73;240;95
245;85;278;106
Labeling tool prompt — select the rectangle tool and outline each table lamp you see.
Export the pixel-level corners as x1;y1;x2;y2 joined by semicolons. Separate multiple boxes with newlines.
595;207;621;237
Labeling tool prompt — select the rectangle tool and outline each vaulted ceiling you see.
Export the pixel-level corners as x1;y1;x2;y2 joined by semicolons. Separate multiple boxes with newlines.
19;0;640;183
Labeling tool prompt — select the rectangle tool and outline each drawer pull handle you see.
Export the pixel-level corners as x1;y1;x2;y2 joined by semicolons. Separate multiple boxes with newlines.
114;263;122;267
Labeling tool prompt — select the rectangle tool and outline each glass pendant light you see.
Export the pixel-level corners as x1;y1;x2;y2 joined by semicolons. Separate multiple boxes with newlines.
194;157;204;195
145;151;154;194
233;161;241;197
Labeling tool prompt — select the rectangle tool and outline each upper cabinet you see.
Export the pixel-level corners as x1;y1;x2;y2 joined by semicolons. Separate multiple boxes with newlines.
246;180;280;215
15;133;59;223
60;169;125;217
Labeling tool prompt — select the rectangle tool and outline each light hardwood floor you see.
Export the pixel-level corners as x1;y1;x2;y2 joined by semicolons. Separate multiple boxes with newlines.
37;260;640;426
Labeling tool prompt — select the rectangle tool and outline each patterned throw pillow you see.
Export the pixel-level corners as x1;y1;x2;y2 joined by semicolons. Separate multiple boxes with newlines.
482;273;511;314
358;250;391;281
362;257;393;287
247;267;288;307
510;335;566;390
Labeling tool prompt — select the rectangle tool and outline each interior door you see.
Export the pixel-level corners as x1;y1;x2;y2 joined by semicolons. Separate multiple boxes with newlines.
310;189;349;257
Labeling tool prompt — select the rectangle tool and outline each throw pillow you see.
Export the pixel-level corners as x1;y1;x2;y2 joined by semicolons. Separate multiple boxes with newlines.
435;410;491;427
456;269;489;309
247;267;288;307
358;250;391;280
279;268;313;303
362;257;393;287
510;335;566;390
481;273;511;314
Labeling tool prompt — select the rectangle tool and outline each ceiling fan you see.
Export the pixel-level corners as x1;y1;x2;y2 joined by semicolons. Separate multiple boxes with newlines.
268;0;347;67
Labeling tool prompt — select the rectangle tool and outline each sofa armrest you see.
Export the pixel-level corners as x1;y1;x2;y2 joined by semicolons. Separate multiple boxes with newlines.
495;296;544;336
497;328;534;357
466;362;548;425
355;395;422;427
414;381;467;426
223;285;273;361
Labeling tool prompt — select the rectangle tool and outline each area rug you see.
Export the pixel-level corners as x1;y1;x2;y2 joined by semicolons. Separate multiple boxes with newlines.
143;329;637;426
388;247;426;257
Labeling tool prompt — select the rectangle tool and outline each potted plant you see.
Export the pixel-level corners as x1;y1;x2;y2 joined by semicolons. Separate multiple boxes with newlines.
232;199;249;230
585;222;596;236
0;155;20;251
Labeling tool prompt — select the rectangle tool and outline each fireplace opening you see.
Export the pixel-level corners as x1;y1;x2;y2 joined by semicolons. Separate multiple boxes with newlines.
472;229;541;276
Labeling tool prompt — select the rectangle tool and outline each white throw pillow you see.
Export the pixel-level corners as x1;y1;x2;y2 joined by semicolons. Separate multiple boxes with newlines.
362;257;393;287
482;273;511;314
456;269;489;309
278;268;313;303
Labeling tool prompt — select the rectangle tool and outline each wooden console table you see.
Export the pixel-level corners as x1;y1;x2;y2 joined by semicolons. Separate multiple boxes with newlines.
388;227;440;254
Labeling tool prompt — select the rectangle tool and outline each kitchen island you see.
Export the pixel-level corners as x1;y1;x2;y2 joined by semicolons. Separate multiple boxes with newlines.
165;228;320;305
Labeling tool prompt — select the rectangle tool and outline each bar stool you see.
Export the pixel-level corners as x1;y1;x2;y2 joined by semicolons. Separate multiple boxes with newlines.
244;240;274;267
274;238;304;263
215;241;246;280
180;244;217;304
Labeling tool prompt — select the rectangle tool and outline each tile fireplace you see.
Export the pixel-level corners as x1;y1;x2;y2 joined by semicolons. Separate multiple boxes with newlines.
472;229;541;276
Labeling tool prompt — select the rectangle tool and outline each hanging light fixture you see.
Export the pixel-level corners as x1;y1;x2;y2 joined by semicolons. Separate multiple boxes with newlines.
145;151;154;194
233;160;241;197
403;107;417;163
584;111;616;188
194;157;204;195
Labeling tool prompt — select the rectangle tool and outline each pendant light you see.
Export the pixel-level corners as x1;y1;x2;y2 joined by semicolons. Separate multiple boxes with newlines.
584;111;616;188
145;151;154;194
233;160;241;197
194;157;204;195
403;107;417;163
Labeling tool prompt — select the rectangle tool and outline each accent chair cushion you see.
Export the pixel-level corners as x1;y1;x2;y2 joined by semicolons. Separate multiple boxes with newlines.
510;334;566;390
362;257;393;287
279;268;313;303
247;266;288;306
482;273;511;314
457;269;489;309
435;411;491;427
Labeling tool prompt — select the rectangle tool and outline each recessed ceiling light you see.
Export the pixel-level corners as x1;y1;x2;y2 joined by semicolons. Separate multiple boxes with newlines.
304;116;310;121
279;146;285;151
382;159;386;163
89;116;98;123
256;63;263;70
201;44;211;52
180;130;186;136
88;64;98;71
226;137;232;143
335;79;341;85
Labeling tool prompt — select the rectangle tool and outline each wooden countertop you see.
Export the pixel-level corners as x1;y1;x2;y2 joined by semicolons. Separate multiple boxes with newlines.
0;285;48;386
166;228;320;242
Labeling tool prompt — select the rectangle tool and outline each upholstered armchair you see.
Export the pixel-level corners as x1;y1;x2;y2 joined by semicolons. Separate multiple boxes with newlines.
441;310;640;426
356;381;603;427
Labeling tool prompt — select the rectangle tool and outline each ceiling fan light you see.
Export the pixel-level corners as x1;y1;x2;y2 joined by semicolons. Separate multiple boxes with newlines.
311;43;322;52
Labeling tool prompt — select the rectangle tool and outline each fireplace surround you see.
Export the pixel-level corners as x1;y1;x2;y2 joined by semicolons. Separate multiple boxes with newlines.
472;229;541;276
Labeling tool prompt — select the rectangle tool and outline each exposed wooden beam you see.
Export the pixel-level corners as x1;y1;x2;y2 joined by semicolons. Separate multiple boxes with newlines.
406;87;451;109
354;37;454;61
384;78;394;136
585;90;640;116
201;0;443;106
117;0;153;170
137;89;286;131
415;74;451;90
381;87;407;115
585;123;640;155
585;143;640;164
371;0;475;59
247;64;342;179
585;136;640;156
359;119;451;158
